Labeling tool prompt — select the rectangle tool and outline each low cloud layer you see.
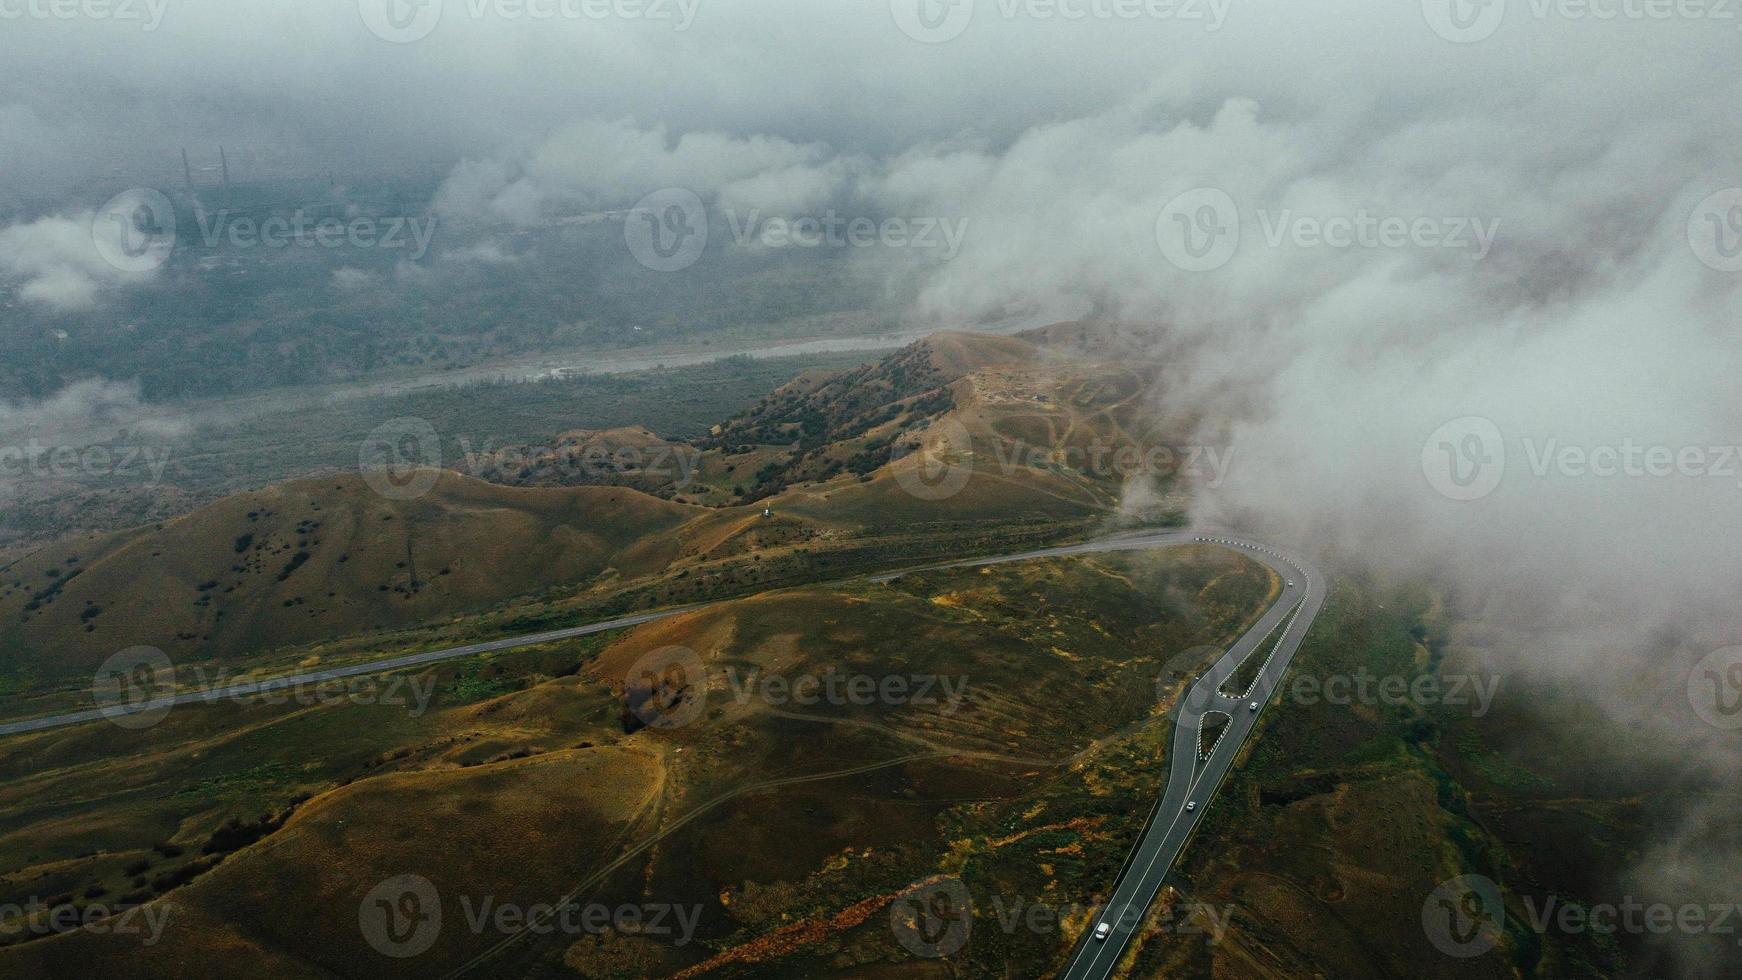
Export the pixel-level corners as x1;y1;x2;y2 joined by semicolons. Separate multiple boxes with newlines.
3;3;1738;972
0;379;188;444
0;210;163;311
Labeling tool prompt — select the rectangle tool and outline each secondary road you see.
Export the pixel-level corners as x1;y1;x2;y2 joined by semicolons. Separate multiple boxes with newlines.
0;528;1307;739
0;606;703;737
0;527;1325;980
0;526;1324;978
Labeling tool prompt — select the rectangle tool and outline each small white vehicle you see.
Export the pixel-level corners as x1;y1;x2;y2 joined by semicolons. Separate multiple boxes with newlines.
1249;701;1259;712
1287;580;1295;587
1185;801;1197;812
1094;922;1112;941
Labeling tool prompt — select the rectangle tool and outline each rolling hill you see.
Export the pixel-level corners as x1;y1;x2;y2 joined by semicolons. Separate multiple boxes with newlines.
0;327;1200;687
0;473;698;679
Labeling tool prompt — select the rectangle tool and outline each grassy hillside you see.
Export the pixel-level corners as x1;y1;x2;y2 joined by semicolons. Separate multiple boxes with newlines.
0;472;698;680
0;548;1276;978
1;328;1193;695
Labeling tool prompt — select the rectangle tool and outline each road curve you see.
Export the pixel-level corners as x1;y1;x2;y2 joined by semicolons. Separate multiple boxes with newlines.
1056;534;1327;980
4;528;1215;738
0;526;1325;978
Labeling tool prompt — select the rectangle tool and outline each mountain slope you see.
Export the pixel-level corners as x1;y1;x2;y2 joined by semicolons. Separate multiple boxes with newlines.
0;472;699;677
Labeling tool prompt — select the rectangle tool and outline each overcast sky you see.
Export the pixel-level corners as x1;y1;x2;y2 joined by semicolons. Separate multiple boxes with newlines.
4;6;1742;971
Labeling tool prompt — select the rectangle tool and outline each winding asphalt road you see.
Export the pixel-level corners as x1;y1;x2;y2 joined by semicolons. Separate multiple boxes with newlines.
0;607;703;737
1056;534;1326;980
0;527;1326;980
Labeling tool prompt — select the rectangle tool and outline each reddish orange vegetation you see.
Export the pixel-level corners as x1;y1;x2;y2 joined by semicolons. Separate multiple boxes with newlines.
986;815;1104;849
671;874;958;978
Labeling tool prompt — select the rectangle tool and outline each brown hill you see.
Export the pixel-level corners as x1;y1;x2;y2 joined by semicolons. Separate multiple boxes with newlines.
457;425;698;495
0;327;1189;686
698;332;1042;499
0;471;699;677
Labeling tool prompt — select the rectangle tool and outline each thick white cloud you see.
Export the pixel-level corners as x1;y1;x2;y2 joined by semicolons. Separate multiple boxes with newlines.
0;210;165;311
4;4;1741;971
432;118;835;223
